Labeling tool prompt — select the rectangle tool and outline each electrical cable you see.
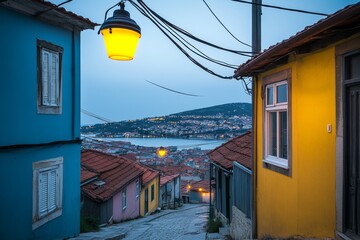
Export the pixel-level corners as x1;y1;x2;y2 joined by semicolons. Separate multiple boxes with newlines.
81;109;114;123
129;0;236;79
202;0;252;48
231;0;329;16
146;80;201;97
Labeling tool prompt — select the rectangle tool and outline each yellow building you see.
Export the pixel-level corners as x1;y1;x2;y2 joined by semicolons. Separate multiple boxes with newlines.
139;167;160;216
234;3;360;239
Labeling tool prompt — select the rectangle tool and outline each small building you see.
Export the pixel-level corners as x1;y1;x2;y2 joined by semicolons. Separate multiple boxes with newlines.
159;174;181;209
139;165;160;216
208;131;252;240
0;1;95;239
81;150;143;224
234;3;360;239
188;179;213;203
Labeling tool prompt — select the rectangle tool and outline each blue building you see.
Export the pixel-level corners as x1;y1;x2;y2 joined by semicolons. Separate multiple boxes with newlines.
0;1;96;239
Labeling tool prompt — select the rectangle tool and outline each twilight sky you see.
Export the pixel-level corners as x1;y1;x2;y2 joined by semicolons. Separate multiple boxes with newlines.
50;0;358;125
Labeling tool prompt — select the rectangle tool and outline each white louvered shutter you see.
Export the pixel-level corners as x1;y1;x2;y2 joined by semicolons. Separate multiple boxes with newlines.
42;50;50;106
49;53;59;106
38;168;58;217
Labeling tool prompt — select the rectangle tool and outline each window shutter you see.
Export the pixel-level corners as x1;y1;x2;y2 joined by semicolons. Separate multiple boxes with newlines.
42;50;49;106
49;53;59;106
39;171;49;216
48;169;57;212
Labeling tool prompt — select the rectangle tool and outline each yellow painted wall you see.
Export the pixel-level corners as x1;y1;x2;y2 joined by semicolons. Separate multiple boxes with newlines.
140;176;160;216
256;47;336;238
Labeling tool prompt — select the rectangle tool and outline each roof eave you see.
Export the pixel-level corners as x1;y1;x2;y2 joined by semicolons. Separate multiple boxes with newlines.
234;3;360;78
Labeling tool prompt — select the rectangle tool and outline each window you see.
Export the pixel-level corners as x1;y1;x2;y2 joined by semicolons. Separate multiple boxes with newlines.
32;157;63;230
136;180;140;200
37;39;63;114
122;190;127;210
263;69;292;174
151;184;154;202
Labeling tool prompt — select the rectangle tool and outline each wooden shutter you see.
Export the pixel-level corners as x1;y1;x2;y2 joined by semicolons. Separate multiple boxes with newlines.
38;168;58;217
41;50;50;106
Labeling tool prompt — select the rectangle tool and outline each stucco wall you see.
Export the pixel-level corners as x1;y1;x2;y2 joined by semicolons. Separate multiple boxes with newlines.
0;6;81;147
256;47;336;238
0;143;81;240
140;176;159;216
113;177;140;222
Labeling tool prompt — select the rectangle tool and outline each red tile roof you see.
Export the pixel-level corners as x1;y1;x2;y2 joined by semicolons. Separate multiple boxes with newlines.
190;179;212;193
234;3;360;77
1;0;97;30
139;165;159;186
81;150;144;202
160;174;180;187
207;131;252;170
80;167;98;184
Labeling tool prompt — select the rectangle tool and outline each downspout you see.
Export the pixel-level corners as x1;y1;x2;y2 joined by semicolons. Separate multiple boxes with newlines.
71;30;76;140
252;75;258;239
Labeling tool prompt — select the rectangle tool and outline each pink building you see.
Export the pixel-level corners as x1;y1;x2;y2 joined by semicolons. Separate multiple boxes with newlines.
81;149;143;224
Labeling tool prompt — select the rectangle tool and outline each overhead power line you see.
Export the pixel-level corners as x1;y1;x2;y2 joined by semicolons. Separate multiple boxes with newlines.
202;0;252;48
146;80;201;97
81;109;113;123
231;0;329;16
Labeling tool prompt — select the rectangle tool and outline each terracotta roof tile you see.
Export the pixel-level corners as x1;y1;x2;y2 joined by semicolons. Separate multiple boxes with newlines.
81;150;144;202
234;3;360;77
207;131;252;170
160;174;180;187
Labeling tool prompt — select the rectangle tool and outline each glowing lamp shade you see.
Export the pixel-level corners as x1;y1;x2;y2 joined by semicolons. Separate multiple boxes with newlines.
99;2;141;61
101;28;140;60
156;146;168;158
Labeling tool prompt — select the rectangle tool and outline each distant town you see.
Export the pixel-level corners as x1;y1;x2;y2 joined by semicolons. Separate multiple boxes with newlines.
81;102;252;139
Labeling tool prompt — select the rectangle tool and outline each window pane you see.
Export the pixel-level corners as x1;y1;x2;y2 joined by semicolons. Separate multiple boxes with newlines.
277;84;287;103
267;86;274;105
279;111;288;159
268;112;277;156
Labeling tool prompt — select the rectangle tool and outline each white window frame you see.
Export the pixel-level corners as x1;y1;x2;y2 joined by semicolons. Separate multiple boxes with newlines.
264;81;289;169
32;157;63;230
37;39;63;114
122;189;127;210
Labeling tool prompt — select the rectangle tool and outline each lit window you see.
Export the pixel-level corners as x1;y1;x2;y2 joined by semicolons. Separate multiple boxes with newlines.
122;190;127;210
32;157;63;230
264;80;289;169
37;39;63;114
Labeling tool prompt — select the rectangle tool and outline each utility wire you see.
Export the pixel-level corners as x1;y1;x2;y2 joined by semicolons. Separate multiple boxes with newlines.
130;0;236;79
202;0;251;48
231;0;329;16
81;109;114;123
146;80;201;97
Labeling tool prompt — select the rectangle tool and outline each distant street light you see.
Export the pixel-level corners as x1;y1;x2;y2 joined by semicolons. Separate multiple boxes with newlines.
156;146;168;158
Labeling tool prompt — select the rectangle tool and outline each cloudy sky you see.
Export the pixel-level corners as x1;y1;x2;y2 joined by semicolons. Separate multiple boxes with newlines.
50;0;358;125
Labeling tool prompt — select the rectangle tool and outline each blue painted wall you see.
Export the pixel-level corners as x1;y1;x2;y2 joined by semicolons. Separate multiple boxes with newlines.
0;5;83;240
0;143;81;240
0;6;81;146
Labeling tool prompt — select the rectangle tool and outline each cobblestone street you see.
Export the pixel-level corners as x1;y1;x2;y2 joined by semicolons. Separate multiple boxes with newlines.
72;204;209;240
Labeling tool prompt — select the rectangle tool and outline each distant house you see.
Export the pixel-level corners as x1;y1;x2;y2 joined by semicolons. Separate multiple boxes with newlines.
188;179;213;203
81;150;143;224
208;131;252;240
234;3;360;239
0;1;95;239
159;174;181;209
139;165;160;216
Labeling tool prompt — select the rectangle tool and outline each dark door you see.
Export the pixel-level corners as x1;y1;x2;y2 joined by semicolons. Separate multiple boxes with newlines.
344;52;360;237
225;176;230;220
145;188;149;214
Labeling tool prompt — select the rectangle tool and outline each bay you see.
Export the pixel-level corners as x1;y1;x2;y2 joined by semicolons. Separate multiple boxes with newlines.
100;137;227;150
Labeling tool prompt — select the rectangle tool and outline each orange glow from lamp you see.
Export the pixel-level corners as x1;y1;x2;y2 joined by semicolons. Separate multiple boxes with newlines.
199;188;203;192
99;2;141;60
156;146;168;158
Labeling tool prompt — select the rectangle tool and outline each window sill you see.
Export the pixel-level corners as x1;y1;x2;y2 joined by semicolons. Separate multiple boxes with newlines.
32;208;62;230
263;157;289;169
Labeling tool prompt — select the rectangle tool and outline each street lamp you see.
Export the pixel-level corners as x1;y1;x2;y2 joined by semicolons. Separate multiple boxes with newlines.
156;146;168;158
99;1;141;60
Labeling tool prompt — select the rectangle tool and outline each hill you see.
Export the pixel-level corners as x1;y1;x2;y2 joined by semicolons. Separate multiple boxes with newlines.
81;102;252;139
